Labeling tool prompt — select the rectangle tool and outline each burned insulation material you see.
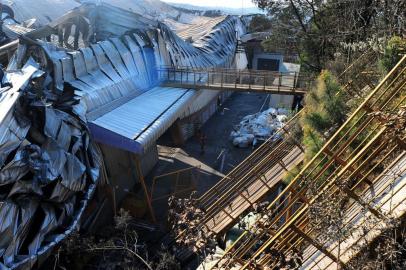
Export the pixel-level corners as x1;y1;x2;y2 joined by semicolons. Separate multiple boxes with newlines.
0;43;101;269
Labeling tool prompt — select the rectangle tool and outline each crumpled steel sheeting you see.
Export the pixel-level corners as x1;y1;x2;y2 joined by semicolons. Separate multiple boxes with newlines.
0;44;101;269
80;3;246;70
29;3;248;154
93;3;159;41
37;36;154;120
0;8;33;45
157;15;244;70
0;5;246;268
24;3;248;122
0;58;40;168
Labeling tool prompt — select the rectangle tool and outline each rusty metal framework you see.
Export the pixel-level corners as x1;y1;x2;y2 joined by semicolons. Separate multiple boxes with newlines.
134;156;157;223
198;115;304;235
170;51;384;266
209;54;406;269
150;166;200;202
175;51;380;239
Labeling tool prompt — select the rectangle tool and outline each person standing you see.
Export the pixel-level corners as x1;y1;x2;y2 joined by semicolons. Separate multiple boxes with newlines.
198;130;207;155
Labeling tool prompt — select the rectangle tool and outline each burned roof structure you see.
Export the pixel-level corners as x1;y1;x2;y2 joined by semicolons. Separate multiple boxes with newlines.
0;2;247;269
22;2;247;154
0;43;102;270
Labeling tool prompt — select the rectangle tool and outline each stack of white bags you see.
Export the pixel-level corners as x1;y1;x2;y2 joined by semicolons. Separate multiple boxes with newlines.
230;108;289;148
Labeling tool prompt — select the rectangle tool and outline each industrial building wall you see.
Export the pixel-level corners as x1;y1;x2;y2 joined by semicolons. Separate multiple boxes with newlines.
253;52;284;71
98;142;158;204
139;143;159;177
174;50;247;143
178;90;233;142
269;94;295;109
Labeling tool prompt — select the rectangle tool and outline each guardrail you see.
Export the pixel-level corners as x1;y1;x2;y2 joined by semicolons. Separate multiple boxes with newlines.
158;66;312;94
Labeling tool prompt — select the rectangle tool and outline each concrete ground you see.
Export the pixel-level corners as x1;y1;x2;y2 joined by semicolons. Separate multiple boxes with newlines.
147;92;269;224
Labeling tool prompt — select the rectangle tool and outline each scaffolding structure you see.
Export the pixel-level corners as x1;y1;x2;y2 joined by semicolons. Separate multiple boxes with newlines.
208;54;406;269
183;51;381;238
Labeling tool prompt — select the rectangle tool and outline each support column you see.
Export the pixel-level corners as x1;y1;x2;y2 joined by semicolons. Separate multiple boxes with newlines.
169;119;185;146
133;155;157;223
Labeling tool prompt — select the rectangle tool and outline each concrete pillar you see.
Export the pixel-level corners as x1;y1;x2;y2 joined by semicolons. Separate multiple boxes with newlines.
269;94;294;109
169;119;185;146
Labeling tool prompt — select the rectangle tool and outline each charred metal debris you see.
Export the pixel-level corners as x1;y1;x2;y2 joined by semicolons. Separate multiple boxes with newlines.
0;41;102;269
0;1;249;269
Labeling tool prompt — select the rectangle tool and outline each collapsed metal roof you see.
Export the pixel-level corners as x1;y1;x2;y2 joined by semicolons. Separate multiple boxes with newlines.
0;54;102;269
18;2;247;154
0;2;247;269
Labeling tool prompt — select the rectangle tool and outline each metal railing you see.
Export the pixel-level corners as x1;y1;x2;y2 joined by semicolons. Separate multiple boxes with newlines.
158;66;312;94
196;115;304;236
150;166;200;202
172;51;384;265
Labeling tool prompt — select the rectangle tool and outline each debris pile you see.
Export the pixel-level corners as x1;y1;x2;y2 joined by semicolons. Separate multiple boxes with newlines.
0;45;101;269
371;105;406;144
57;209;175;270
234;204;303;270
168;193;216;256
230;108;289;148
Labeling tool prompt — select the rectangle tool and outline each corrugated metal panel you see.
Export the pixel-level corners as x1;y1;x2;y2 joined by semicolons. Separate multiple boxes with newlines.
0;4;252;269
0;47;102;270
17;4;249;156
91;87;196;153
180;122;196;141
179;89;221;118
0;59;39;167
3;0;79;26
179;90;233;141
176;16;227;41
140;143;159;176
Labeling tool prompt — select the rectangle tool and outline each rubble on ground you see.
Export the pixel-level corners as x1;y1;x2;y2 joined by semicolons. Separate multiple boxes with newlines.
168;192;216;256
230;107;290;148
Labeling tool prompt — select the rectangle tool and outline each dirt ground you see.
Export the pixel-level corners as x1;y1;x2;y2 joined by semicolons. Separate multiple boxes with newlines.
148;92;269;224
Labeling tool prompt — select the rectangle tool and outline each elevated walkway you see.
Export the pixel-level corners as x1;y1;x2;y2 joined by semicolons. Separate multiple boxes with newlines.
158;67;310;95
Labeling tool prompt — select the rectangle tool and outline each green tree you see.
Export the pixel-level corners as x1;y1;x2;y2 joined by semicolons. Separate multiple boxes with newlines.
252;0;405;72
301;70;348;162
249;15;272;33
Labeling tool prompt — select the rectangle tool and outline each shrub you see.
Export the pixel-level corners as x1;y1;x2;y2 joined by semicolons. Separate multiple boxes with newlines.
379;36;406;74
